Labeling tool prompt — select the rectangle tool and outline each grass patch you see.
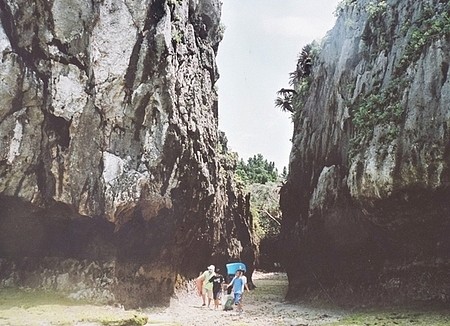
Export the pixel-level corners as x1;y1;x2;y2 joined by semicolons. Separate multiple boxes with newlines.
0;288;85;309
0;288;149;326
325;308;450;325
251;277;288;303
92;314;148;326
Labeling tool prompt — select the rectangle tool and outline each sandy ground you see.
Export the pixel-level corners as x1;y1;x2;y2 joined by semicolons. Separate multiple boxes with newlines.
0;271;344;326
142;271;344;326
1;272;448;325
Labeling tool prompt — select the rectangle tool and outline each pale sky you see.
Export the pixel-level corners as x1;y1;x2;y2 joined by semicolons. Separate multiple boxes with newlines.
217;0;340;170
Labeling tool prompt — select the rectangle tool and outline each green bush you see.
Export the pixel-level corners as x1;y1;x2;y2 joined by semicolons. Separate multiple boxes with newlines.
349;79;406;158
397;2;450;72
236;154;279;185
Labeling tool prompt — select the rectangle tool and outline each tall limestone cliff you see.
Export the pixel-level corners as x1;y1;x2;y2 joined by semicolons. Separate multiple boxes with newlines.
0;0;256;307
281;0;450;304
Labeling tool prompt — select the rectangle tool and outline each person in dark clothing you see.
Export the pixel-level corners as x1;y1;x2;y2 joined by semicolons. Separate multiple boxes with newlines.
209;268;225;309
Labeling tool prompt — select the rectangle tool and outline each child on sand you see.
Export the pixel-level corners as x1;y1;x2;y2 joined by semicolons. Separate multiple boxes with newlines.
226;270;245;313
209;268;225;309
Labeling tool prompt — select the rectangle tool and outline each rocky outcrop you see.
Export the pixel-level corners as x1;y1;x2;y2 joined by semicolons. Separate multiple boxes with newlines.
281;0;450;305
0;0;256;307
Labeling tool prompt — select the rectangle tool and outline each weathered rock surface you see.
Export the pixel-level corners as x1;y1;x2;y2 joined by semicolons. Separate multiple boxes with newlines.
0;0;256;307
281;0;450;305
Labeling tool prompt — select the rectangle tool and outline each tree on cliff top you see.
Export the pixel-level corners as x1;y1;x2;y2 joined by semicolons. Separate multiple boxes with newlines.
235;154;279;185
231;153;283;271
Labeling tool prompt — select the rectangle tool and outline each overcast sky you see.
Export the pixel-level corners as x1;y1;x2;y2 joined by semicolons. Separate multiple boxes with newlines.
217;0;340;170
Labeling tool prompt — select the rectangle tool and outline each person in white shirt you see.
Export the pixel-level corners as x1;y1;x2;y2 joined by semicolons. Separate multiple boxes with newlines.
240;272;250;293
196;265;215;307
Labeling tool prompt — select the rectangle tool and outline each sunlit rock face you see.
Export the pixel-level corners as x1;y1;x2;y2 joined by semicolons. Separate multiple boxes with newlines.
281;0;450;304
0;0;256;307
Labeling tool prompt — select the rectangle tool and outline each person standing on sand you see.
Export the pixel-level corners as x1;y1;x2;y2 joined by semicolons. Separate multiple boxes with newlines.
208;268;225;309
240;270;250;305
240;270;250;293
226;270;246;313
196;265;215;307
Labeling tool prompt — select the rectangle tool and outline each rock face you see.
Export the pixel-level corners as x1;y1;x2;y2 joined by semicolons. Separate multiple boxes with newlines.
0;0;256;307
281;0;450;304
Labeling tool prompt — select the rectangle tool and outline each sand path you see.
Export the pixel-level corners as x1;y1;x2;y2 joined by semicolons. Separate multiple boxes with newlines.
143;271;343;326
0;271;343;325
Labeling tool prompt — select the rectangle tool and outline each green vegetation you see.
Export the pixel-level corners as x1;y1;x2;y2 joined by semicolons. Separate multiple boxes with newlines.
248;182;281;241
325;309;450;326
274;88;296;113
233;153;283;269
171;28;184;44
236;154;279;185
0;288;149;325
398;2;450;72
349;79;406;158
217;22;226;41
294;76;313;107
366;0;388;18
218;131;283;269
250;276;287;301
275;42;320;117
291;43;319;106
97;315;149;326
0;288;84;309
334;0;357;17
349;2;450;158
218;148;283;246
335;0;387;18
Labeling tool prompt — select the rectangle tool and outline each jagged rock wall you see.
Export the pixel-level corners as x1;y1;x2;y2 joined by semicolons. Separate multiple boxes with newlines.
281;0;450;304
0;0;256;307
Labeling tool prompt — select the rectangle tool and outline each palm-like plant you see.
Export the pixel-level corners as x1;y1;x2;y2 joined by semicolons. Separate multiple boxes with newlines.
290;44;313;86
276;43;317;114
274;88;297;113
